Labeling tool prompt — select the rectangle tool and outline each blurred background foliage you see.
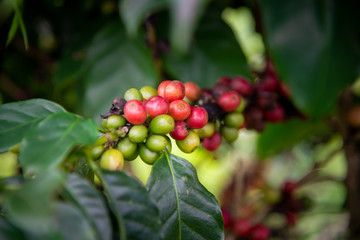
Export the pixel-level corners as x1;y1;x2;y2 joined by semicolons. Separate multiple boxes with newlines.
1;0;360;239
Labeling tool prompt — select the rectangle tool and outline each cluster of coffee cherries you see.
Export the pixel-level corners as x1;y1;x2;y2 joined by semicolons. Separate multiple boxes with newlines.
91;80;210;169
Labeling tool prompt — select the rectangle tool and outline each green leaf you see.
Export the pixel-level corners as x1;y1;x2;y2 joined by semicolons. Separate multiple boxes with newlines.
2;171;65;233
6;0;28;49
120;0;167;36
257;119;329;158
146;153;224;240
0;216;25;240
63;173;112;240
102;170;162;240
165;9;251;87
170;0;208;54
0;99;66;152
81;21;158;122
6;12;19;47
19;112;98;176
258;0;360;117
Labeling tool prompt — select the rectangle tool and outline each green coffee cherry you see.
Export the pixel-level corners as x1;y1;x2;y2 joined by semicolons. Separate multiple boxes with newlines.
146;135;168;152
117;137;138;160
100;149;124;170
139;144;161;165
90;145;105;159
224;112;244;128
140;86;158;100
129;125;148;143
176;130;200;153
106;115;126;129
95;133;117;145
124;88;143;101
195;122;215;139
149;115;175;134
235;96;246;113
221;126;239;142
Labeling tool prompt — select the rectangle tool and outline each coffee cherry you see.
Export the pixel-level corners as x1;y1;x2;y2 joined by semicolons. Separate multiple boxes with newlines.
124;100;147;125
117;137;138;160
195;122;215;139
264;104;285;122
140;86;158;100
90;145;105;159
129;125;148;143
202;103;223;122
176;130;200;153
233;219;252;237
124;88;143;101
106;115;126;129
144;96;169;118
282;181;298;195
157;80;172;98
221;126;238;142
170;121;189;140
164;80;185;102
149;114;175;134
286;212;297;226
169;100;191;121
221;208;232;230
184;82;201;101
235;96;246;113
231;76;253;96
250;224;270;240
218;91;241;112
216;76;232;85
202;131;221;151
139;144;161;165
146;135;168;152
213;83;232;99
262;74;278;92
100;149;124;170
224;112;244;128
186;106;208;129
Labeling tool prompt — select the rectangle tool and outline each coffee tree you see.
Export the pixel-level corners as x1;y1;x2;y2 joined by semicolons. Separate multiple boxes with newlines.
0;0;360;239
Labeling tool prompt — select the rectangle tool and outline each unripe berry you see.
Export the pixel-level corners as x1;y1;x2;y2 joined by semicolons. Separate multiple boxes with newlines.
149;114;175;134
184;82;201;101
124;100;147;125
202;131;221;151
106;115;126;129
195;122;215;139
144;95;169;118
90;145;105;159
186;106;208;129
224;112;244;128
117;137;138;160
100;149;124;170
176;130;200;153
139;144;161;165
124;88;143;101
140;86;158;100
146;135;168;152
129;125;148;143
231;76;253;96
170;121;189;140
164;80;185;102
169;100;191;121
221;126;238;142
218;91;241;112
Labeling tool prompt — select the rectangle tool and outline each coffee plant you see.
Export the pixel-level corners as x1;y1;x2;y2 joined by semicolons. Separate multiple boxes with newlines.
1;0;360;240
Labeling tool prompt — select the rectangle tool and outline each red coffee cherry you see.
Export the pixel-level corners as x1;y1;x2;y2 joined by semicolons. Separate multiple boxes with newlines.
233;219;252;237
169;100;191;121
282;181;298;195
264;104;285;122
202;131;221;151
221;208;232;230
218;91;241;112
124;100;147;125
216;76;232;85
184;82;201;101
186;106;208;129
157;80;172;98
231;76;253;96
170;121;189;140
250;224;270;240
164;80;185;102
144;95;169;118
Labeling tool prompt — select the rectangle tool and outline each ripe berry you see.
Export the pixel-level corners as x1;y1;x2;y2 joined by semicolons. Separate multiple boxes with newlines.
170;121;189;140
231;76;253;96
139;144;161;165
140;86;158;100
218;91;241;112
100;149;124;170
124;100;147;125
146;135;168;152
195;122;215;139
157;80;172;98
213;83;232;99
169;100;191;121
282;181;298;195
216;76;232;85
184;82;201;101
186;106;208;129
117;137;138;160
264;104;285;122
202;131;221;151
145;96;169;118
106;115;126;129
233;219;252;237
129;125;148;143
164;80;185;102
224;112;245;128
286;213;297;226
250;224;270;240
221;208;232;230
124;88;143;101
262;74;278;92
221;126;238;142
149;114;175;134
176;130;200;153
